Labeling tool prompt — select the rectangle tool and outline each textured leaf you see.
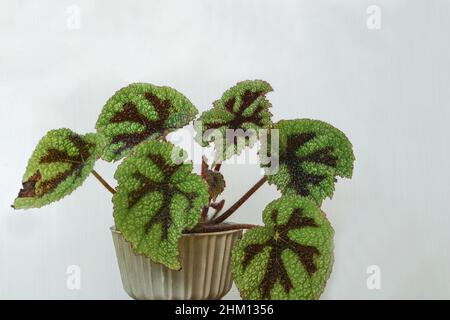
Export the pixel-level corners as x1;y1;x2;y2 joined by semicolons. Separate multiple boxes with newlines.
196;80;273;160
113;140;209;270
13;129;104;209
232;196;334;300
260;119;355;204
202;169;226;201
96;83;198;162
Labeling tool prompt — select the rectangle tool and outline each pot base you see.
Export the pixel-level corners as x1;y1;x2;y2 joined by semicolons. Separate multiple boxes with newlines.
111;226;243;300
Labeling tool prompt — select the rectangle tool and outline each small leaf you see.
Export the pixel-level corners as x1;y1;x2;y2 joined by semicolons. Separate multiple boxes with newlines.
13;129;104;209
210;199;225;211
96;83;198;162
260;119;355;204
231;196;334;300
202;169;226;201
196;80;273;160
113;140;209;270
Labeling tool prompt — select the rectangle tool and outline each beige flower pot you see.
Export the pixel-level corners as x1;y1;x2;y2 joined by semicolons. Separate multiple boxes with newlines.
111;226;243;300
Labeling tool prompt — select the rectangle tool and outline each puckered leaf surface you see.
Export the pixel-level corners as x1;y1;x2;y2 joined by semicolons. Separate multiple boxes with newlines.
96;83;198;162
113;140;209;270
202;169;225;201
260;119;355;204
195;80;273;161
232;196;334;300
13;129;104;209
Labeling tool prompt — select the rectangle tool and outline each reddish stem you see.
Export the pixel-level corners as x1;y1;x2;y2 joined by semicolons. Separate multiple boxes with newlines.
208;176;267;225
200;156;211;222
91;170;116;194
209;199;225;221
213;163;222;172
201;204;210;222
210;199;225;211
201;156;209;176
188;223;257;234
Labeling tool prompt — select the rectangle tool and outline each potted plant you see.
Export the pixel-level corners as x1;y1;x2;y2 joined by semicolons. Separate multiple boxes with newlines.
12;80;354;300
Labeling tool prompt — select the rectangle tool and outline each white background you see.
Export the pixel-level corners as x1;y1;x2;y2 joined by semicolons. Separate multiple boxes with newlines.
1;0;450;299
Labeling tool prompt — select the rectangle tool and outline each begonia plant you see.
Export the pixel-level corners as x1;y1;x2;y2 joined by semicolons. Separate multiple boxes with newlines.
13;80;354;299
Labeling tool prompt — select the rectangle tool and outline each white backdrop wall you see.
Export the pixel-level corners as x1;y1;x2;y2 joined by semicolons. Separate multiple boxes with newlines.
1;0;450;299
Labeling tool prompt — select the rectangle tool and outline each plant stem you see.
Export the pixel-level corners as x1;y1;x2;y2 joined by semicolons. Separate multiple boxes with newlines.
188;223;257;234
213;162;222;171
209;199;225;221
91;169;116;195
201;204;210;222
208;176;267;225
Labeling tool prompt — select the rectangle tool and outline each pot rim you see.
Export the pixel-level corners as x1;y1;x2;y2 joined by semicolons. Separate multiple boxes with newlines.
110;224;244;237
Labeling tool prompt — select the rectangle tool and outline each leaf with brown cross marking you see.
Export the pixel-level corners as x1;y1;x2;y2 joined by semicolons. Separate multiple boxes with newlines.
195;80;273;161
12;129;104;209
96;83;198;162
113;140;209;270
260;119;355;205
231;195;334;300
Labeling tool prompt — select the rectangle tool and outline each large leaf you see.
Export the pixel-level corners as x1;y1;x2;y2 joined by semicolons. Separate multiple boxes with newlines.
260;119;354;204
113;140;209;270
231;195;334;300
195;80;273;161
96;83;198;162
13;129;104;209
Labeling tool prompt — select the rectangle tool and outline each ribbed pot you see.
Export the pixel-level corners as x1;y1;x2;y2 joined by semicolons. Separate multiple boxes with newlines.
111;226;243;300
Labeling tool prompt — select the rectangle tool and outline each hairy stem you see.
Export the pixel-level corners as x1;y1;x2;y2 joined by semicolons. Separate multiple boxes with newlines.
208;176;268;225
91;169;116;194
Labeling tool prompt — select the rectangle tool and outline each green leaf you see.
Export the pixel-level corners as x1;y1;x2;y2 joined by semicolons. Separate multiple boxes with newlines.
195;80;273;161
96;83;198;162
231;195;334;300
260;119;355;204
113;140;209;270
13;129;104;209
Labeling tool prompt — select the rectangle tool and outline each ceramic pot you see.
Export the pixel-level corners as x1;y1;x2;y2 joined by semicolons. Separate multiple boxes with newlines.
111;226;243;300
